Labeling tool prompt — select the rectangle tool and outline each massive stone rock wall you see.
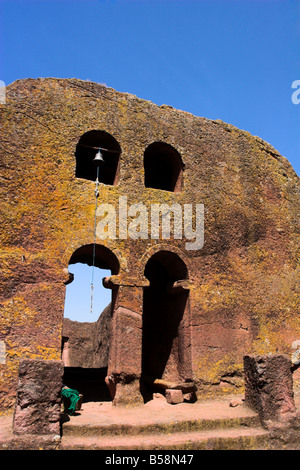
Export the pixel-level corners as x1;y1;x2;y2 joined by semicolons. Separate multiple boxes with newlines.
0;78;299;408
62;303;111;368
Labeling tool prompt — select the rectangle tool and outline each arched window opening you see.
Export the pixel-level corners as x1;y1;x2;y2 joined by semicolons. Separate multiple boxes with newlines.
75;130;121;185
144;142;183;192
62;244;119;403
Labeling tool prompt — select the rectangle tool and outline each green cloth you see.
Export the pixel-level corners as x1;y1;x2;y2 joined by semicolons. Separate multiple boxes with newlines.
61;387;80;415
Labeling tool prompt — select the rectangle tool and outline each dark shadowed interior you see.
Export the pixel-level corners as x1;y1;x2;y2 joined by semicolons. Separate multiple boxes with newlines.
75;130;121;184
144;142;183;192
141;251;189;400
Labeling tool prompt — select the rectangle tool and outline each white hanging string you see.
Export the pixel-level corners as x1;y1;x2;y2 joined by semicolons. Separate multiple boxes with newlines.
90;164;100;315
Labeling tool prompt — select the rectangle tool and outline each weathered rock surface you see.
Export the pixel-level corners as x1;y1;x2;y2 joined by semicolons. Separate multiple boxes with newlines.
13;359;64;435
0;78;299;409
244;354;296;426
62;303;112;368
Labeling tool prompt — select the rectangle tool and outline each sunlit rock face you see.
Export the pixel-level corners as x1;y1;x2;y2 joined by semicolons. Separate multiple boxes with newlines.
0;77;299;408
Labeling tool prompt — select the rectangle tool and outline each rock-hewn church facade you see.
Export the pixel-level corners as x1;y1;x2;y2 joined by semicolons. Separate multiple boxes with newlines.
0;78;299;409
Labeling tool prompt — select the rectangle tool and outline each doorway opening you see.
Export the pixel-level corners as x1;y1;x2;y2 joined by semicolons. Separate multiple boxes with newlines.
141;251;191;401
63;263;111;323
61;244;119;403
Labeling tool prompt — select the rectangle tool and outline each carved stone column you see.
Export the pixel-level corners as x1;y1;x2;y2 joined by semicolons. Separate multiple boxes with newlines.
104;276;148;406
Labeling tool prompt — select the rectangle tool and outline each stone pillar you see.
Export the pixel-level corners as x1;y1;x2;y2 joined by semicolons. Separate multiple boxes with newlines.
244;354;296;427
106;279;146;406
13;359;64;435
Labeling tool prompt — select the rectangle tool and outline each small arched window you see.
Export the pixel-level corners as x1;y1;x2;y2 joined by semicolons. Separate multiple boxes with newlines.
75;130;121;185
144;142;183;192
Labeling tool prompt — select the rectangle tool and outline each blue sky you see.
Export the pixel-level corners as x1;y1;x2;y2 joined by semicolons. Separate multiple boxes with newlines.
0;0;299;321
64;264;111;322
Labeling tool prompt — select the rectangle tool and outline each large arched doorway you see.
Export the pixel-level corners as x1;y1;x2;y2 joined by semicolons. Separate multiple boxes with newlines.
141;251;192;400
61;244;119;403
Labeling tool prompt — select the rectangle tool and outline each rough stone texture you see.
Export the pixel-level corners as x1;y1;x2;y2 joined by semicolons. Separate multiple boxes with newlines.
13;359;64;435
165;389;184;404
111;376;144;407
62;303;112;368
0;77;299;409
244;354;296;426
109;306;143;377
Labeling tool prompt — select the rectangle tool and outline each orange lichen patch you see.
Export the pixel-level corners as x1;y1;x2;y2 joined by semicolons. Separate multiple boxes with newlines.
194;354;244;397
1;295;35;332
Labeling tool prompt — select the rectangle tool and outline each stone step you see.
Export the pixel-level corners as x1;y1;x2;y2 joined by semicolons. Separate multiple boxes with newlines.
61;399;262;438
62;414;261;437
59;426;270;451
59;398;273;450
